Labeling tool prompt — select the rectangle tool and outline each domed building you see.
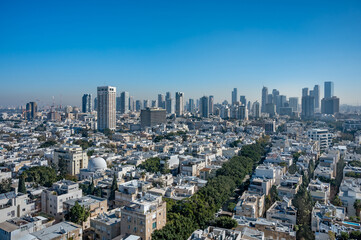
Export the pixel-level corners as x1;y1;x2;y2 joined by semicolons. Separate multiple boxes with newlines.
79;156;108;180
87;157;107;171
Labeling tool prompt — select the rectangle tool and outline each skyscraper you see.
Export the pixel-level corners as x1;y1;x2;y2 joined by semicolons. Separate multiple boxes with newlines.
120;91;129;114
94;97;97;111
261;86;268;113
238;105;248;121
209;95;214;115
200;96;209;118
240;96;246;106
188;99;195;113
82;94;92;113
175;92;184;117
135;100;142;111
289;97;299;112
312;85;320;109
302;88;309;97
321;97;340;114
301;91;315;119
324;81;334;98
232;88;238;105
252;101;260;118
97;86;116;130
26;101;37;120
157;94;165;109
165;92;174;114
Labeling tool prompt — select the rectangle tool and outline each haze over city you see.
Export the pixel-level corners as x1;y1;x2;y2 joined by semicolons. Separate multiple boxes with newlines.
1;0;361;107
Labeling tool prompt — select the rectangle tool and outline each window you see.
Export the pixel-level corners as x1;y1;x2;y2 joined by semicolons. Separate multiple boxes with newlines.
152;222;157;229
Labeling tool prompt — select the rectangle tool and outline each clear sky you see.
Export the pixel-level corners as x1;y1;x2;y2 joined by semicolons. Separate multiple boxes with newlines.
1;0;361;107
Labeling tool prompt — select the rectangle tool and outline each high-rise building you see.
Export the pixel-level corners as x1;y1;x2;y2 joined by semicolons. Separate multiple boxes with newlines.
209;95;214;115
302;88;309;97
301;91;315;119
157;94;165;109
97;86;116;130
188;99;195;113
151;100;157;108
324;81;334;99
82;94;92;113
289;97;299;112
200;96;209;118
94;97;97;111
175;92;184;117
232;88;238;105
135;100;142;111
26;101;37;120
321;97;340;114
120;91;129;114
140;108;167;128
238;105;248;121
165;92;174;114
129;96;134;111
272;89;279;104
312;85;320;109
143;100;150;109
261;86;268;113
240;95;246;106
252;101;261;118
267;94;273;105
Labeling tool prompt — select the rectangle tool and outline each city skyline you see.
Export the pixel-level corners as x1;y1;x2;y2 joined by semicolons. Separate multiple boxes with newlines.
1;1;361;107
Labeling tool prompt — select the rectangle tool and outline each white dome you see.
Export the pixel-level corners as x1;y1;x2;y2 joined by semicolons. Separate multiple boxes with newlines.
88;157;107;171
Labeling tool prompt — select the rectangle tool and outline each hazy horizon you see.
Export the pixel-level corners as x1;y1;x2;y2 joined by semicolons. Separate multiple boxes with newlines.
1;1;361;107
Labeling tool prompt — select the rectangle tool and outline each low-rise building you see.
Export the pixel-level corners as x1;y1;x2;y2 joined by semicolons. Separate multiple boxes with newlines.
63;195;107;229
308;179;330;204
0;191;36;223
235;191;265;218
90;209;122;240
266;197;297;225
41;180;82;221
30;221;83;240
121;193;166;240
277;173;302;199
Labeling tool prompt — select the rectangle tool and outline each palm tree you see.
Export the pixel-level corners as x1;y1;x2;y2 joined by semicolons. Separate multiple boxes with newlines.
354;199;361;217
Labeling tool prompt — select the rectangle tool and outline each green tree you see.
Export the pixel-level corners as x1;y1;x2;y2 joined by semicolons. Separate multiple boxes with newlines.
22;166;57;187
88;178;95;195
109;174;117;201
355;200;361;217
0;178;12;193
213;217;238;229
18;175;26;194
65;201;90;225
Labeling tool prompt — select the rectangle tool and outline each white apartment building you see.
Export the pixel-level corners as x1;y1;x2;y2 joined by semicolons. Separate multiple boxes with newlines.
97;86;116;130
307;129;332;150
41;180;82;221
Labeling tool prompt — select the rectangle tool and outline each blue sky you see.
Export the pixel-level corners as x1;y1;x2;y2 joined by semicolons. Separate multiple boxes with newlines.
1;0;361;107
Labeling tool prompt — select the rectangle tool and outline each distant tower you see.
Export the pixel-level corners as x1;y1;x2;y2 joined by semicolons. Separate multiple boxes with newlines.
301;89;315;119
232;88;238;105
324;81;334;98
175;92;184;117
82;94;92;113
252;101;260;118
157;94;165;109
165;92;174;114
120;91;129;114
289;97;299;112
97;86;116;130
312;85;320;109
188;99;195;113
26;102;38;120
200;96;209;118
240;96;246;106
209;95;214;115
261;87;268;113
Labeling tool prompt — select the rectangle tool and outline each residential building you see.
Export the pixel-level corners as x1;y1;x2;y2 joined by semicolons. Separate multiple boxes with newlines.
82;94;92;113
41;180;82;221
266;197;297;225
235;191;265;218
175;92;184;117
120;193;166;240
52;145;88;175
97;86;116;130
90;210;122;240
30;221;82;240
